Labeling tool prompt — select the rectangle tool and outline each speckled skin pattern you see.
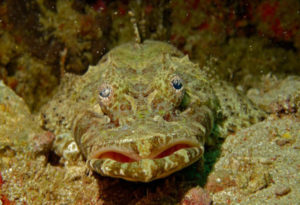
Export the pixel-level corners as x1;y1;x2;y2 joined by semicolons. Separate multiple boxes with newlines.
40;40;265;182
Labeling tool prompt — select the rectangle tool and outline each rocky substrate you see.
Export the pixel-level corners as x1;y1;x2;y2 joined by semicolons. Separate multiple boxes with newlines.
207;115;300;204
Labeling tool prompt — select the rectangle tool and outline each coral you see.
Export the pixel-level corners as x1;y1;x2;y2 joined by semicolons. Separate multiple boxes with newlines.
169;0;227;63
209;36;299;86
254;0;300;46
0;0;109;110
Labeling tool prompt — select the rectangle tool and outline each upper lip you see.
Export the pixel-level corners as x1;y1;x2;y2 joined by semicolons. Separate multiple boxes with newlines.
91;140;200;163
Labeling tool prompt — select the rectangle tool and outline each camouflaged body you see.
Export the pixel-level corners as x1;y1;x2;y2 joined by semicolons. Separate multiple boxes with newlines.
40;40;265;182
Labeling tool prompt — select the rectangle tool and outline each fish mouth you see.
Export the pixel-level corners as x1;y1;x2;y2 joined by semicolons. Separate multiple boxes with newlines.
87;145;203;182
91;141;199;163
88;140;204;182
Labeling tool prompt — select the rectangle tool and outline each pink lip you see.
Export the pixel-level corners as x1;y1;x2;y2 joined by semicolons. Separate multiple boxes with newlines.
93;142;194;163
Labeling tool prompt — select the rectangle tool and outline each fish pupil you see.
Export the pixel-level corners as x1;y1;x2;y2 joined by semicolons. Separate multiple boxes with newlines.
172;78;182;90
100;87;110;98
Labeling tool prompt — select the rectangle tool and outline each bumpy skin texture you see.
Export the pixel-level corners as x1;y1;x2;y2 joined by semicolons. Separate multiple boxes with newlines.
40;40;264;182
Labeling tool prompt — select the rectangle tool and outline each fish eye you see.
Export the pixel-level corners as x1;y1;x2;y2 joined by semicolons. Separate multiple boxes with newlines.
99;84;112;99
171;76;183;91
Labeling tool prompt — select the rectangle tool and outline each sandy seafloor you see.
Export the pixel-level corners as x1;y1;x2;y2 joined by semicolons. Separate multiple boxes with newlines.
0;0;300;204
